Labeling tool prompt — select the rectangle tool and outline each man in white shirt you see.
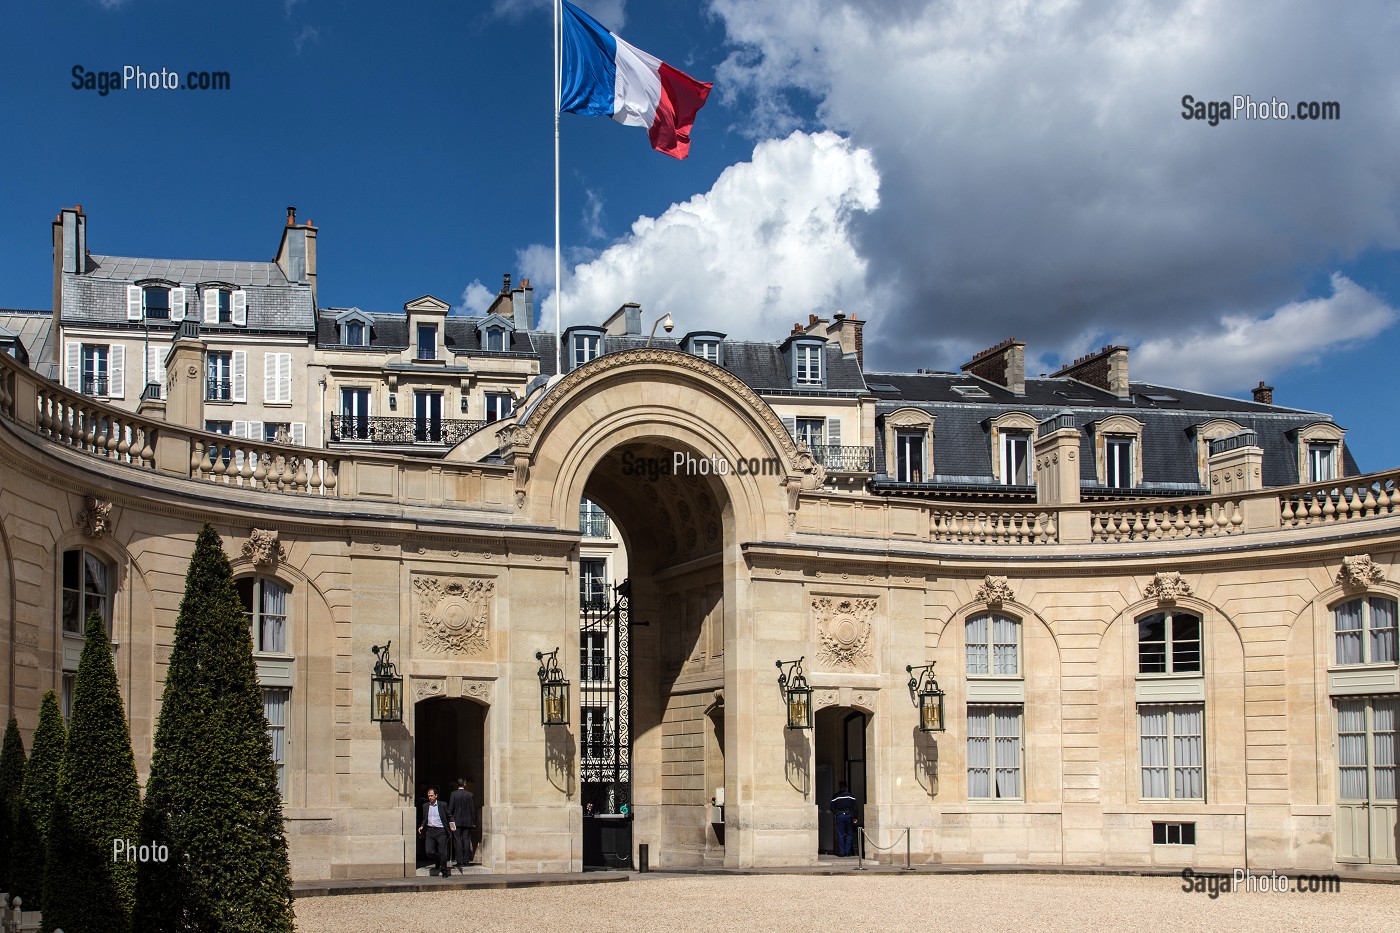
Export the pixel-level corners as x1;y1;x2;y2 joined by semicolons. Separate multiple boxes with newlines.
417;787;452;877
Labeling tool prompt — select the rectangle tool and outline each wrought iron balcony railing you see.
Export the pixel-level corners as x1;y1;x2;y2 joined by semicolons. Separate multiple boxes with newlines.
206;378;232;401
809;444;875;472
580;512;610;538
329;414;485;446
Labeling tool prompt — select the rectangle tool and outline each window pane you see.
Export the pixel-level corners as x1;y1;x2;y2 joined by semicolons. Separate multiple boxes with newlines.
260;580;287;653
1337;701;1368;800
1138;613;1166;673
1335;599;1364;665
1374;700;1398;802
1172;706;1204;800
1139;706;1169;798
993;615;1019;675
994;707;1022;799
1171;614;1202;673
63;549;80;589
965;616;988;675
263;687;289;797
1370;597;1398;665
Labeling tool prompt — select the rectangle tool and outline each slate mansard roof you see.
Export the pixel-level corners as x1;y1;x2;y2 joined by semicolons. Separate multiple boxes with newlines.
866;371;1357;492
63;254;316;333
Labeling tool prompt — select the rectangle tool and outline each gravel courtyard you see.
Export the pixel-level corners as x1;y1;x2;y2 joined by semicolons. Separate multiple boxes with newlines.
294;872;1400;932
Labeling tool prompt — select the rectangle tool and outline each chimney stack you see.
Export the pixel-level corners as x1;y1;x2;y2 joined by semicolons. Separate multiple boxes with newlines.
960;337;1026;396
1051;345;1130;398
1252;381;1274;405
274;206;318;302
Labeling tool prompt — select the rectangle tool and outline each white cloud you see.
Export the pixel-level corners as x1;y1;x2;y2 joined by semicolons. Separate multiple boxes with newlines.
1132;274;1397;394
293;24;320;54
494;0;626;30
456;279;496;316
95;0;130;9
582;189;607;241
708;0;1400;380
530;130;881;339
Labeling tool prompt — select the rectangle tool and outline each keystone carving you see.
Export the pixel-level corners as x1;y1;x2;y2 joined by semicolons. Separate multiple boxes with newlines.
1144;571;1193;605
78;496;113;538
242;528;287;567
412;678;444;702
974;575;1016;608
813;596;877;672
1336;555;1387;590
415;577;493;655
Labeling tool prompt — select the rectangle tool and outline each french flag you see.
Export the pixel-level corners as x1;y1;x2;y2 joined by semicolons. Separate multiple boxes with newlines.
559;1;712;159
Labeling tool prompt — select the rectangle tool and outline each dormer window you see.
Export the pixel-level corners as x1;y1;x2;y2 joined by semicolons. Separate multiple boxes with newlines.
485;327;506;352
127;283;187;323
1308;443;1338;482
200;286;246;326
573;333;602;367
345;320;366;347
1105;437;1134;489
795;343;823;385
143;286;170;320
417;324;437;360
695;339;720;364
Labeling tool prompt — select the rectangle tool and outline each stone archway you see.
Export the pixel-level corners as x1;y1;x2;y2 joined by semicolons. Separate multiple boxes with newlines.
413;697;488;871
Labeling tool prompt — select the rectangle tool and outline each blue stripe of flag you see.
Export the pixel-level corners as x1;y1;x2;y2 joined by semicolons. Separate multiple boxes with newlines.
560;1;617;117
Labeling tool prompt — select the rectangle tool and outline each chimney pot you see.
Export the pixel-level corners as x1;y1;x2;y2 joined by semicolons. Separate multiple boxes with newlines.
502;273;512;293
808;313;818;325
286;206;297;225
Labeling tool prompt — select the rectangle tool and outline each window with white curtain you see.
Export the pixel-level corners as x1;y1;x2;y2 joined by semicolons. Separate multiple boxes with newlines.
966;613;1020;676
263;687;290;797
1333;597;1398;666
238;577;289;654
1337;698;1398;804
1139;704;1205;800
62;548;112;636
968;705;1023;799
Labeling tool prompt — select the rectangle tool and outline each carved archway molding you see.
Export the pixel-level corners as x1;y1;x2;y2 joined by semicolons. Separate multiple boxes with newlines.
410;675;495;706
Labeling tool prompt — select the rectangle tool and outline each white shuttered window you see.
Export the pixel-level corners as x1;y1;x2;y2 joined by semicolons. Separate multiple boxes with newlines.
264;352;292;404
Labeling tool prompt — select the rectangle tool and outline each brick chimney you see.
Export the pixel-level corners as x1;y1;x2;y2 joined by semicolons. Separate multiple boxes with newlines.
1252;381;1274;405
960;337;1025;396
825;311;866;367
274;205;318;303
1051;345;1130;398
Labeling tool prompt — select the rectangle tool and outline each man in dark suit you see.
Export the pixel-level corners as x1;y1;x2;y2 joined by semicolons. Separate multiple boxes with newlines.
417;787;452;877
831;782;859;857
448;777;476;868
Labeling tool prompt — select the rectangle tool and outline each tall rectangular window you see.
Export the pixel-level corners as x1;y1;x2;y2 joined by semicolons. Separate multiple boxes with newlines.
1138;611;1202;674
794;418;824;450
239;577;288;654
207;351;233;400
580;558;607;608
143;286;170;320
966;614;1020;676
81;345;109;397
795;344;823;385
967;705;1023;799
263;687;290;797
1105;436;1134;488
340;387;370;440
414;392;443;442
62;549;111;636
417;324;437;360
896;431;924;483
1308;443;1338;482
1139;703;1205;799
1000;432;1030;485
695;340;720;364
581;705;608;761
485;327;506;352
484;392;513;423
1334;597;1398;666
573;333;601;367
579;499;609;539
581;632;608;683
61;672;76;723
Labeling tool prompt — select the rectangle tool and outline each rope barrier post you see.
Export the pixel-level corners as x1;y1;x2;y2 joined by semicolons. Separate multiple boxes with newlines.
854;829;866;871
905;828;912;871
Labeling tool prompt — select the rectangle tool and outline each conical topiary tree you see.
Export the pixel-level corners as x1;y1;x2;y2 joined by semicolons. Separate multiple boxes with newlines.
136;524;295;933
0;716;26;895
15;691;66;909
41;612;142;933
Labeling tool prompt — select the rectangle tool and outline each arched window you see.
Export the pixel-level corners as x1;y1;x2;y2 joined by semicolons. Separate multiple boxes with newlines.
1334;596;1398;666
238;576;289;654
62;547;112;636
485;327;506;352
1137;610;1202;674
966;613;1019;676
345;320;365;346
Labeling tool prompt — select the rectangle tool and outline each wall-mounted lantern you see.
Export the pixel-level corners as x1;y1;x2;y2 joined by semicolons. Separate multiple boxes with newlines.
370;641;403;723
775;657;812;730
906;662;945;733
536;648;570;726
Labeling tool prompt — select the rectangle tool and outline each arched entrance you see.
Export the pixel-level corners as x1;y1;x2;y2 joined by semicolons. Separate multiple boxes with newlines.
413;697;487;870
815;706;869;857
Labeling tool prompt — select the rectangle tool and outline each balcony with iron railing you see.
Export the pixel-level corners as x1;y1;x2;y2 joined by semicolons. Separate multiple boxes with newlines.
808;444;875;472
329;413;485;446
206;377;232;401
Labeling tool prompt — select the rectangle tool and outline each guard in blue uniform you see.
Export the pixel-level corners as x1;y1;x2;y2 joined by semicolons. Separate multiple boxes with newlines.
830;782;859;857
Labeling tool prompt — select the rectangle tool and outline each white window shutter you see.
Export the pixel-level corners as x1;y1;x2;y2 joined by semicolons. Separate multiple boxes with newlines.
277;353;292;404
264;353;277;403
232;421;249;438
65;342;80;389
203;289;219;323
291;423;305;447
126;285;142;321
148;345;165;396
250;421;265;444
232;290;247;326
108;344;125;399
171;287;186;322
782;416;797;440
231;350;247;402
827;418;841;448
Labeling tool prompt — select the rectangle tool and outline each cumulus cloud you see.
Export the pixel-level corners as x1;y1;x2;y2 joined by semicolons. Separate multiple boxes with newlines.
708;0;1400;381
455;279;496;316
1132;274;1397;394
528;131;881;338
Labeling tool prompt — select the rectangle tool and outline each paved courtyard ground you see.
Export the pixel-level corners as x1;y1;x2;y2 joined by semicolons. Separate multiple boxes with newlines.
294;871;1400;932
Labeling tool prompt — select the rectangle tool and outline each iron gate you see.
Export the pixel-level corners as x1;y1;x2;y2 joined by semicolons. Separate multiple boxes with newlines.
580;579;631;814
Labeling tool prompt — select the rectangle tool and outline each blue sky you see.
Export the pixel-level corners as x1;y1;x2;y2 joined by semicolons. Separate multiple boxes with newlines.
3;1;1399;470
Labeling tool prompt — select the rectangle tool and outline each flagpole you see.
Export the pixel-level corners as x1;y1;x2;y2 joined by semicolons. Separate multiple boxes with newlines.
553;0;563;375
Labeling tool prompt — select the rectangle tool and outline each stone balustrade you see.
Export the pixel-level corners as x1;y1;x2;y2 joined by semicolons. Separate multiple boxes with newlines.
931;506;1058;544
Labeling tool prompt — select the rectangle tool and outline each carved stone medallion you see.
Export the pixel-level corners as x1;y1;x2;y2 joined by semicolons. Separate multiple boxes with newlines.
1144;571;1193;605
813;596;876;672
415;578;493;655
1336;555;1387;590
974;575;1015;608
242;528;287;567
78;496;113;538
